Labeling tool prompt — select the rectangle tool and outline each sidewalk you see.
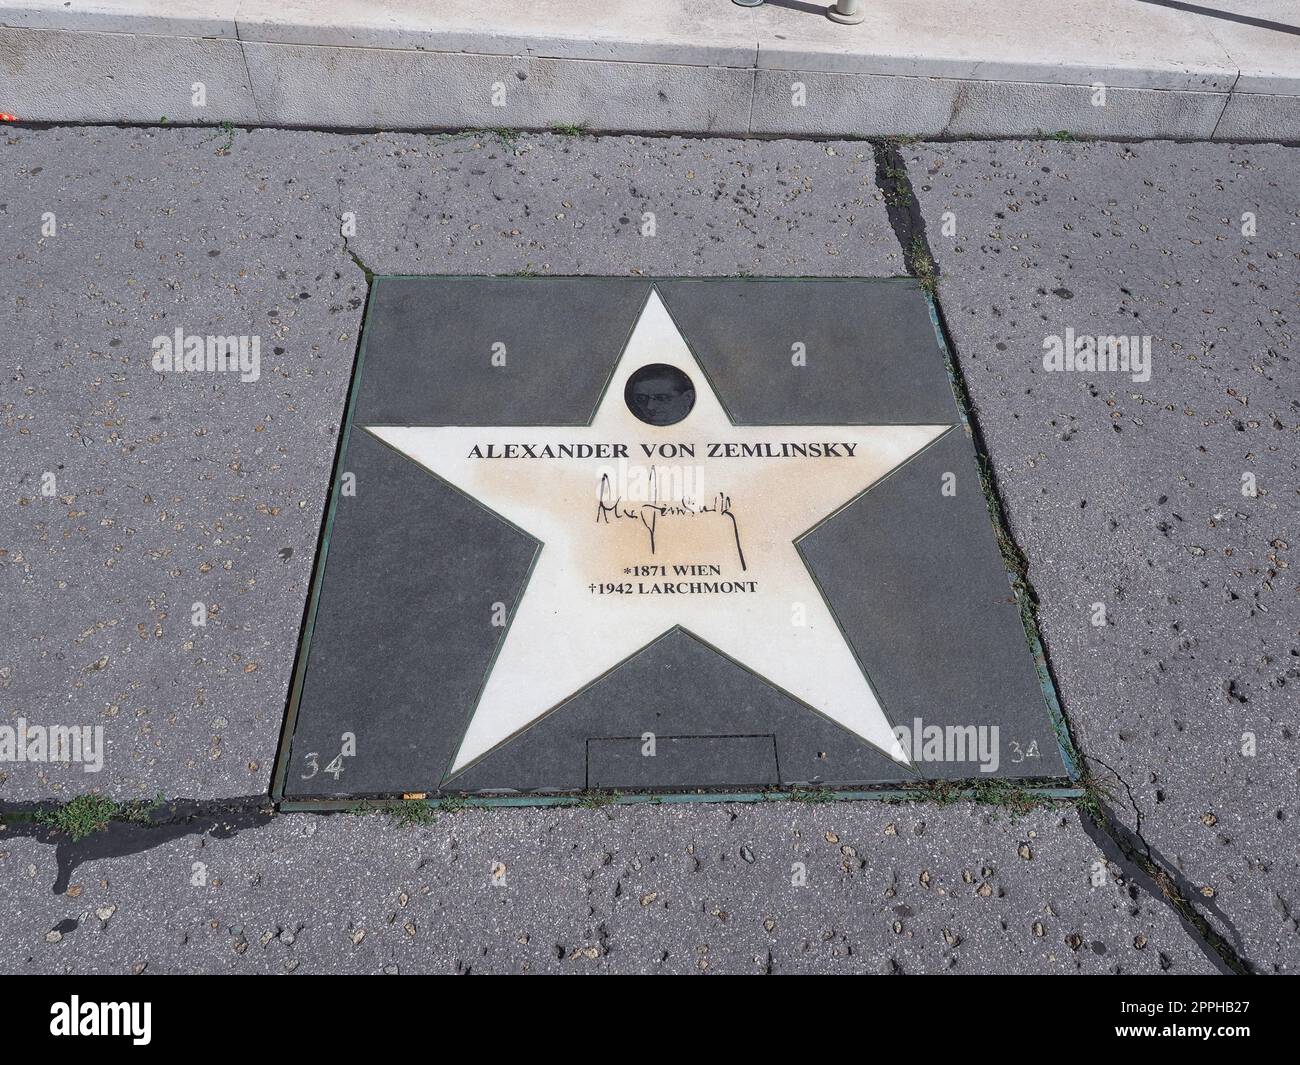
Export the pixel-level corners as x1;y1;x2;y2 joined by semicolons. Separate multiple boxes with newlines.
1;0;1298;139
2;125;1296;971
0;803;1221;974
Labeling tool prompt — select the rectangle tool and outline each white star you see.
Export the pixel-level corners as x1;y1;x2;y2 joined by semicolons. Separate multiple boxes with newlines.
367;289;951;780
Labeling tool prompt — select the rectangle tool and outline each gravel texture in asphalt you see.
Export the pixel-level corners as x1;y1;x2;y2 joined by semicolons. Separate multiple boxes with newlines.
908;139;1298;974
2;127;1293;974
0;804;1220;974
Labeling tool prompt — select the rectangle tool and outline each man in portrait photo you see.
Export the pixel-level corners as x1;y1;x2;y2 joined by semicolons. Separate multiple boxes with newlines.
625;363;696;426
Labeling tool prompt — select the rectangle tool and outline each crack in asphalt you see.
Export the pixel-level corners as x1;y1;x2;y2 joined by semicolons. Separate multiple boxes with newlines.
0;798;273;895
1078;800;1250;974
1079;756;1252;972
1086;752;1147;838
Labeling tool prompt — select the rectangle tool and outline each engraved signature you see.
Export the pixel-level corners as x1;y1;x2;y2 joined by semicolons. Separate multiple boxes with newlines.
596;466;747;571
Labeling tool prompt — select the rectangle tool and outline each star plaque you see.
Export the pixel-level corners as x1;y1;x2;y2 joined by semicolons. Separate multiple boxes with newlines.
277;278;1071;800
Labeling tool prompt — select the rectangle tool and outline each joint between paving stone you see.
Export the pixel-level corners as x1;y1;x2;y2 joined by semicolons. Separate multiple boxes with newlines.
1209;70;1244;141
235;33;263;126
7;116;1299;150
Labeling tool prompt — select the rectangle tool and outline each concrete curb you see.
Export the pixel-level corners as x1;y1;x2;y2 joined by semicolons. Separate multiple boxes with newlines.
1;2;1297;140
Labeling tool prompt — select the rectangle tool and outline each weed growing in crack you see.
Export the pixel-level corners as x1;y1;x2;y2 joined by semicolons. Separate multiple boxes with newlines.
788;787;837;804
31;794;192;840
909;236;938;293
35;795;119;841
1076;771;1121;822
377;800;439;827
201;120;236;156
574;790;622;809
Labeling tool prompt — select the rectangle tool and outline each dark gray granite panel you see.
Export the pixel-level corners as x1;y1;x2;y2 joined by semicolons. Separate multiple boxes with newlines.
284;277;1069;797
657;278;957;424
800;429;1065;781
356;277;652;426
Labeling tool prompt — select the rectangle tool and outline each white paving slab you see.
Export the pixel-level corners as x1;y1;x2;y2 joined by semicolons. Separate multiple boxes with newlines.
1197;0;1300;95
750;72;1229;140
0;27;258;124
232;0;759;67
0;2;1297;153
1215;89;1300;140
0;0;238;38
239;43;755;134
754;0;1239;92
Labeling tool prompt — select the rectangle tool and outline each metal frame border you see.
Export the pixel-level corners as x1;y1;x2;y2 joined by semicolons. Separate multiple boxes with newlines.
272;275;1083;809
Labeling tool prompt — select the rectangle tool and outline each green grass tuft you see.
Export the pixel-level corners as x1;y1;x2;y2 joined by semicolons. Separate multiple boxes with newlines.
574;790;621;809
36;795;119;841
909;236;938;294
379;800;439;826
788;786;837;804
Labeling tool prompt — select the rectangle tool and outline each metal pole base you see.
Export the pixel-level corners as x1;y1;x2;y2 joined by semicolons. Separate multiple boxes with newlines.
826;3;866;23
